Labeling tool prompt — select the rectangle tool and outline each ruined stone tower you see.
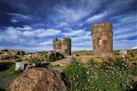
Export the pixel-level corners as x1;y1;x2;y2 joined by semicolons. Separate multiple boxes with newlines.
53;38;61;53
53;38;71;55
91;22;113;57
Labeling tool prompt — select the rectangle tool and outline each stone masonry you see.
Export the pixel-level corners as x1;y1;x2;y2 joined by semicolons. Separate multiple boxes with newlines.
91;22;113;57
53;38;71;55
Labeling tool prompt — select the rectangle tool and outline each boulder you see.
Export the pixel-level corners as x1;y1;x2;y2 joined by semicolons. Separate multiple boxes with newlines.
8;68;67;91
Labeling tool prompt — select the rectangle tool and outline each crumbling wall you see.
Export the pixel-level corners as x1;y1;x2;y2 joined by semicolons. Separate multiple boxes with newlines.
53;38;71;55
91;22;113;57
53;38;61;52
61;38;71;55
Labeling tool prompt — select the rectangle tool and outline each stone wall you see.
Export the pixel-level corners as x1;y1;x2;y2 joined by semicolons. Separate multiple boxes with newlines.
91;22;113;57
53;38;71;55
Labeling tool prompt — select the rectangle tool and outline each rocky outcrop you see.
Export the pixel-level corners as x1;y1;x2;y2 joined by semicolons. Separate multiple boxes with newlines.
8;68;67;91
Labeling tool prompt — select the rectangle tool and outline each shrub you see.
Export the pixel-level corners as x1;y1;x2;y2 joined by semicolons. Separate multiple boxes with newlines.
0;88;5;91
63;58;132;91
132;65;137;76
29;57;42;65
76;54;79;57
15;57;22;62
63;61;87;91
47;52;64;62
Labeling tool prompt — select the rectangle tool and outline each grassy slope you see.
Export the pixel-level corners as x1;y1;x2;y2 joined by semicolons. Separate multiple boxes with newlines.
0;65;20;78
72;49;137;55
72;50;93;56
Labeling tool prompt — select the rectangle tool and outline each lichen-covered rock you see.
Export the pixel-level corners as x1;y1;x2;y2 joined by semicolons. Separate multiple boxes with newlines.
8;68;67;91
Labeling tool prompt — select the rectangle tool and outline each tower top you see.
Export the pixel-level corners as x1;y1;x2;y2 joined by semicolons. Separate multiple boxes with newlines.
92;22;112;34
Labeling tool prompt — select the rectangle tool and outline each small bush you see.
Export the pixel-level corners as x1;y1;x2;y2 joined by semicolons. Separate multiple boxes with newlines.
63;61;87;91
15;57;22;62
47;52;64;62
132;65;137;76
63;58;133;91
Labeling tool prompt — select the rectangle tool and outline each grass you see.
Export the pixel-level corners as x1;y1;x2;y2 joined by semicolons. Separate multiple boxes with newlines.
72;49;137;56
128;49;137;54
48;64;64;72
0;64;20;78
72;50;93;56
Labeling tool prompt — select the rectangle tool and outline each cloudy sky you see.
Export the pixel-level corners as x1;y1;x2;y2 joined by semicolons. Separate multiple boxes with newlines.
0;0;137;51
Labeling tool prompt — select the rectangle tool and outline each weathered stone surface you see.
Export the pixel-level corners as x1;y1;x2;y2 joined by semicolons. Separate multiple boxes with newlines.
53;38;71;55
8;68;67;91
91;22;113;57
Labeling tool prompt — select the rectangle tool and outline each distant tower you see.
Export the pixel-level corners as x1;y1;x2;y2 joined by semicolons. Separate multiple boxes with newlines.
61;38;71;55
53;38;61;52
53;38;71;55
91;22;113;57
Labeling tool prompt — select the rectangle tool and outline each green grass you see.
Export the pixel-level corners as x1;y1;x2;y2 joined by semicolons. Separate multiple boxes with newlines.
128;49;137;54
72;50;93;56
72;49;137;56
48;64;64;72
0;65;20;78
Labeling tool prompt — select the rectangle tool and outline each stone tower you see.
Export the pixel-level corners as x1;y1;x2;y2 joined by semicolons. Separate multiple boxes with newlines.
53;38;71;55
61;38;71;55
53;38;61;52
91;22;113;57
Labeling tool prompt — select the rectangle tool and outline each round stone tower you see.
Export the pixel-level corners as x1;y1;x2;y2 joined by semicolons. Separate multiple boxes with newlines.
91;22;113;57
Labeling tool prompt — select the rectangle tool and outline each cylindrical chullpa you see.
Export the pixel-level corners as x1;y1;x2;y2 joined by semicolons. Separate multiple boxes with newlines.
91;22;113;57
